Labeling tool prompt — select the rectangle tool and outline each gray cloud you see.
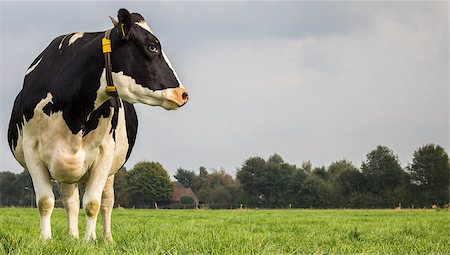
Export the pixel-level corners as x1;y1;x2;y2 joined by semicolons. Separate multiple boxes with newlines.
1;2;447;176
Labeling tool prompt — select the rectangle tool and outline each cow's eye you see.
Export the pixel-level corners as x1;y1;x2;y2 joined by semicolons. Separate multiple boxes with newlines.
149;45;158;53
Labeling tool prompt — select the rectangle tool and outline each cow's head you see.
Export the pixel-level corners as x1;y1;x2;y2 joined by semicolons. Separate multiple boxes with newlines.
110;9;188;110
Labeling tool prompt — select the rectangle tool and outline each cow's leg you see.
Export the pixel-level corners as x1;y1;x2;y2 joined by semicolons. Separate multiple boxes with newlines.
83;174;109;241
100;174;115;241
82;147;114;241
27;163;54;240
59;182;80;239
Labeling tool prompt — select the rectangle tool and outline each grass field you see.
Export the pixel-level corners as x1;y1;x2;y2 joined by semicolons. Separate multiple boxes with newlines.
0;208;449;254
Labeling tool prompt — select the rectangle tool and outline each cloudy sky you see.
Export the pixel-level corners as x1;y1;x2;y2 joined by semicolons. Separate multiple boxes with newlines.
0;1;448;177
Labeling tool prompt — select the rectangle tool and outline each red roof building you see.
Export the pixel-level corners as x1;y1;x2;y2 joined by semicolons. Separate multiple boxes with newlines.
170;187;199;205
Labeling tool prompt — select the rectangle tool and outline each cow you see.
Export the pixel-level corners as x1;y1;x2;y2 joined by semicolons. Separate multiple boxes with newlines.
7;8;188;241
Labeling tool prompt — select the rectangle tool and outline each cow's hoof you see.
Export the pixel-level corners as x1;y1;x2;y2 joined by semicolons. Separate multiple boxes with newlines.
68;233;79;240
40;235;52;241
104;233;113;243
84;234;97;242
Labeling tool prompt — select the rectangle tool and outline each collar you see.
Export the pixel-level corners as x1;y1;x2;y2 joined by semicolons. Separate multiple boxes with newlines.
102;29;118;97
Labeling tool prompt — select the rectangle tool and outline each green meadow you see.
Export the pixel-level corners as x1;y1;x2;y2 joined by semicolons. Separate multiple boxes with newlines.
0;208;449;254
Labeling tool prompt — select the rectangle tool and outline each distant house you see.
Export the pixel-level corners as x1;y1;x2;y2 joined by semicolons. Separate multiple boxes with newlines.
170;186;199;205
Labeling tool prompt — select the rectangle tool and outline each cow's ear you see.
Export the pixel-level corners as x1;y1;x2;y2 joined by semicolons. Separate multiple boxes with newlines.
117;8;132;40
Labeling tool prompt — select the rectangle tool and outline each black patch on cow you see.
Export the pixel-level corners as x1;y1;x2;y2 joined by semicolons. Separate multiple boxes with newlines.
19;32;104;132
42;101;53;116
123;101;137;160
109;97;121;140
8;90;24;152
27;53;44;70
57;33;71;53
131;13;145;23
82;100;112;137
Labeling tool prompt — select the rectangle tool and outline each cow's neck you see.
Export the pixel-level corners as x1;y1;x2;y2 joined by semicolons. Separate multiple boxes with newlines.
92;29;125;110
65;29;123;135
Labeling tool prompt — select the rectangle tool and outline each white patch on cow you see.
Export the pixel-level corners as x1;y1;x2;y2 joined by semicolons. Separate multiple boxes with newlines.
94;70;110;109
82;132;115;241
162;50;183;87
96;69;185;109
110;100;129;174
68;32;84;46
35;93;54;113
112;71;164;105
104;71;186;110
96;69;160;107
135;21;153;33
25;57;43;76
58;34;70;51
58;182;79;238
19;93;56;239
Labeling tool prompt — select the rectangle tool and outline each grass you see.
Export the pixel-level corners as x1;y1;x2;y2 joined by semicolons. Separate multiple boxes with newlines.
0;208;449;254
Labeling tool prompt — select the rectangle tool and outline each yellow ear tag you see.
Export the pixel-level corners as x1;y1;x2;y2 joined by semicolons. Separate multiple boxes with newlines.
102;38;112;53
121;24;126;37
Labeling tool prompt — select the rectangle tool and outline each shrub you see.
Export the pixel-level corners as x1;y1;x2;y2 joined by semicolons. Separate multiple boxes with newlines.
180;195;195;205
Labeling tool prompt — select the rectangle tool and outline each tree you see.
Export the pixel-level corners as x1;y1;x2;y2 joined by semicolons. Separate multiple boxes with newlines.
298;174;332;208
0;171;19;206
227;181;245;205
408;144;449;206
207;168;234;189
173;168;196;191
15;170;37;206
361;146;404;193
301;161;313;173
286;168;307;207
114;167;129;207
200;168;236;204
268;154;284;165
327;160;363;207
312;166;328;180
236;156;266;206
237;154;297;207
196;187;212;203
174;166;238;204
361;145;405;207
207;186;232;204
328;160;358;179
125;161;173;208
196;166;209;192
266;156;298;207
335;166;364;198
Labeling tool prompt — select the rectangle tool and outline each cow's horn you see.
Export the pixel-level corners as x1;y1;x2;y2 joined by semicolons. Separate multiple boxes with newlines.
109;16;119;26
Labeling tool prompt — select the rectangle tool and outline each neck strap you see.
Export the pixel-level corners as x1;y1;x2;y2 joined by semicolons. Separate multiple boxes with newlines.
102;29;118;97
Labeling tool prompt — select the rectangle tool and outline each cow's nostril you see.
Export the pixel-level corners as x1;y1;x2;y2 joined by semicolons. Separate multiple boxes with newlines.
182;92;189;100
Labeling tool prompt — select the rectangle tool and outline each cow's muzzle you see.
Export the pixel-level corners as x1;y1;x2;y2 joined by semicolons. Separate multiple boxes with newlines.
163;87;189;109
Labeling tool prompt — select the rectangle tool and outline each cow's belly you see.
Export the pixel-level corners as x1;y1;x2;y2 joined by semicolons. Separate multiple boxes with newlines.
13;94;129;183
26;113;112;183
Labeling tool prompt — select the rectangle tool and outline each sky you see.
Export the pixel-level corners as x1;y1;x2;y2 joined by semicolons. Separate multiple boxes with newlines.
0;1;448;177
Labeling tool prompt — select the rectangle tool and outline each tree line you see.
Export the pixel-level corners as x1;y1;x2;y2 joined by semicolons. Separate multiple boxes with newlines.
0;143;448;208
173;144;449;209
0;161;174;209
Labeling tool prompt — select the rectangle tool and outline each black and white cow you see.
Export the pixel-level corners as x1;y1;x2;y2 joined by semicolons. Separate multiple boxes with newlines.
7;9;188;241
